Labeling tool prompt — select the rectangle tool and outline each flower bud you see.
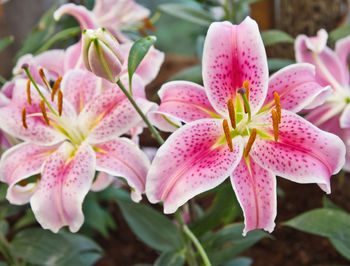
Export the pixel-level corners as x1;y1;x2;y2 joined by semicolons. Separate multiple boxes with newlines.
82;28;124;83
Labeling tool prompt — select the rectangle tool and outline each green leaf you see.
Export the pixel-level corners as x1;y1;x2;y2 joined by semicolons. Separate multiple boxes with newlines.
224;257;253;266
155;250;186;266
201;224;269;265
261;30;294;46
284;208;350;260
158;3;213;26
190;183;241;236
109;188;184;252
11;228;103;265
13;209;36;231
128;36;156;92
0;36;14;52
267;58;295;72
0;220;8;236
169;65;203;84
329;25;350;43
322;196;342;210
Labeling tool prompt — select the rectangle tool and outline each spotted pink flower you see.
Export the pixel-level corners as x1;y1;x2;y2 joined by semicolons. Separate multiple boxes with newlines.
0;69;154;233
295;30;350;171
146;17;345;235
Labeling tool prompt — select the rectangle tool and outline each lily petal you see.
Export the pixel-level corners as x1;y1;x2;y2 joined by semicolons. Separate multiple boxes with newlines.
252;110;345;193
30;142;96;233
335;35;350;82
231;157;276;236
264;63;332;112
340;103;350;129
90;172;114;192
146;119;244;214
148;81;219;132
202;17;268;116
94;137;150;202
0;142;57;204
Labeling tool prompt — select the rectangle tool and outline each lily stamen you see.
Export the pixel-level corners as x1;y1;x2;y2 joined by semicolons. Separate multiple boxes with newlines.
271;109;279;142
227;98;236;129
244;128;257;157
238;85;251;122
26;80;32;106
222;119;233;152
273;91;281;123
40;100;50;126
39;68;51;91
58;89;63;116
22;107;28;129
51;76;62;101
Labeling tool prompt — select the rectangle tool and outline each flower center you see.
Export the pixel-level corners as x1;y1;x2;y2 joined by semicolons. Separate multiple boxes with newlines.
21;65;84;145
220;80;281;157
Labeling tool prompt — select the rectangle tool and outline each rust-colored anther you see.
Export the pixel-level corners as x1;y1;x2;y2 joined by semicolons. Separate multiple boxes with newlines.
21;107;28;129
19;180;27;186
271;109;279;142
26;80;32;105
244;128;257;157
40;100;50;126
243;80;250;100
51;76;62;101
227;98;236;129
57;89;63;116
138;28;148;37
143;18;156;31
273;91;281;123
222;119;233;152
39;68;51;89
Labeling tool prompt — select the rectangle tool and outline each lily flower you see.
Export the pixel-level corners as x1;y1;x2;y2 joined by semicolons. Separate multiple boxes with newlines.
146;17;345;235
0;68;154;233
295;30;350;171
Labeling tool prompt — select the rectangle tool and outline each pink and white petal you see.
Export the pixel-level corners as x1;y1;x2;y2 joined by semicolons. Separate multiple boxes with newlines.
64;42;84;71
13;54;34;75
146;119;244;213
60;69;100;114
264;63;332;112
0;92;10;107
94;137;150;202
0;142;58;204
30;142;96;233
34;49;65;79
295;34;348;89
305;102;344;129
202;17;268;116
90;172;114;192
1;80;15;99
231;157;276;236
54;3;99;31
119;73;146;99
335;35;350;82
148;81;219;132
340;103;350;129
252;110;346;193
342;129;350;172
85;97;156;143
305;29;328;53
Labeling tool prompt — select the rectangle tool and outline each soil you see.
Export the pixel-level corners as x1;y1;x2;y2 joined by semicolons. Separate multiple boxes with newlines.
95;55;350;265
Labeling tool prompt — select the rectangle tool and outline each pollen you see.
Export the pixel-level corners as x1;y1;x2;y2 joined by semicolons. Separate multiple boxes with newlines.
273;91;281;123
40;100;50;126
244;128;257;157
243;80;250;100
26;80;32;106
271;109;279;142
227;98;236;129
58;89;63;116
39;68;51;90
222;119;233;152
51;76;62;101
21;107;28;129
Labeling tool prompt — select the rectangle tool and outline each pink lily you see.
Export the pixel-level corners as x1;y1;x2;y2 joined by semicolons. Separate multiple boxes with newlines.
0;69;154;233
295;30;350;171
146;17;345;235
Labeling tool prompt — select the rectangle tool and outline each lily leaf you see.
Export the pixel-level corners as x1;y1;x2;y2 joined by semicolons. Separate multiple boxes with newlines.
329;25;350;43
261;30;294;46
169;65;203;84
155;250;186;266
0;36;14;52
268;58;295;72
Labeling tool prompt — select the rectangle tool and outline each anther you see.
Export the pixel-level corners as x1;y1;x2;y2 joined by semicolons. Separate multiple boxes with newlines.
227;98;236;129
271;109;279;142
26;80;32;105
51;76;62;101
143;18;156;31
222;119;233;152
273;91;281;123
244;128;257;157
39;68;51;90
243;80;250;100
19;180;27;186
57;89;63;116
40;100;50;126
21;107;28;129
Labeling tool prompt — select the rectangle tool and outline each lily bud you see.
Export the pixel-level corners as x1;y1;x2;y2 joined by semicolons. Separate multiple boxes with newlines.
82;28;124;83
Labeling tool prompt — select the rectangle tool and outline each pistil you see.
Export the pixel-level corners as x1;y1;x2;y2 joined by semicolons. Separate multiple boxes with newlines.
238;86;251;122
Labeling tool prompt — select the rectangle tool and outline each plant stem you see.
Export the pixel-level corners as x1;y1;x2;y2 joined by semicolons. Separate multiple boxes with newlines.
116;79;164;145
183;225;211;266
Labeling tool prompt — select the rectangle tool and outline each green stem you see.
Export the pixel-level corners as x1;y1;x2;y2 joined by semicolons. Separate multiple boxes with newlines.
183;225;212;266
0;232;19;266
116;79;164;145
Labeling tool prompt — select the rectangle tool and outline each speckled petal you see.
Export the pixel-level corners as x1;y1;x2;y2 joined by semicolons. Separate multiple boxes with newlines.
335;35;350;84
64;42;84;71
34;49;66;79
231;157;276;236
30;142;96;233
94;137;150;202
148;81;219;132
252;110;345;193
202;17;268;116
0;142;58;204
264;63;332;113
146;119;244;214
